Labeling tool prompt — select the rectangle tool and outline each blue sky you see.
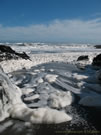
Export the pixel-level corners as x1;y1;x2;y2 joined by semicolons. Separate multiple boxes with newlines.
0;0;101;43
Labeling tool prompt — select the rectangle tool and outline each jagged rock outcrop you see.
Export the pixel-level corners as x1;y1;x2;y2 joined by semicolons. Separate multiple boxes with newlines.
0;45;30;61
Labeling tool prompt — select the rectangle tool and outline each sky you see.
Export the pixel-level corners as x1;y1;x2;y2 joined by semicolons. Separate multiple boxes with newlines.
0;0;101;43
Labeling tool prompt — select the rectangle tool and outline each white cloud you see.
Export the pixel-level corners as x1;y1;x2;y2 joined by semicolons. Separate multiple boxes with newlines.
0;18;101;43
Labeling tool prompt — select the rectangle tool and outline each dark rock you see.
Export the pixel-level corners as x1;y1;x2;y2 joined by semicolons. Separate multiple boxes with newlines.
77;55;89;61
15;52;30;60
0;45;15;53
96;70;101;83
92;54;101;66
94;45;101;49
0;45;30;61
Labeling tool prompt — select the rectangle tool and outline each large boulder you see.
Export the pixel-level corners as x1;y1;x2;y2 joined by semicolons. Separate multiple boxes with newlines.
77;55;89;61
94;45;101;49
0;45;30;61
92;54;101;66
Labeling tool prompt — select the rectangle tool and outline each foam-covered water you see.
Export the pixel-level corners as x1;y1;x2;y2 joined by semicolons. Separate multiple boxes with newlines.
0;43;101;134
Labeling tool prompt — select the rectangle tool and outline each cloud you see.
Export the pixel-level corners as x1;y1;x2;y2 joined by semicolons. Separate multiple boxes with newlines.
0;18;101;43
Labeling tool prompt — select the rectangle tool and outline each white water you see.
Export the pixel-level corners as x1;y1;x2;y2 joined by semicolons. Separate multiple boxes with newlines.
0;43;101;134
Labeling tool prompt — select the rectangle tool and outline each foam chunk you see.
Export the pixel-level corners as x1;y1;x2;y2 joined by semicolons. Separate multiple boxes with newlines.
48;91;74;108
10;105;72;124
44;74;58;83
